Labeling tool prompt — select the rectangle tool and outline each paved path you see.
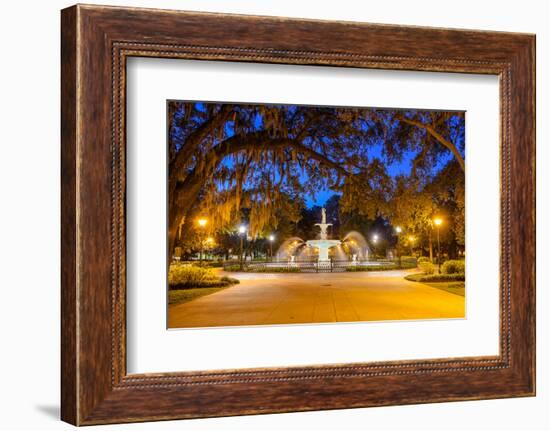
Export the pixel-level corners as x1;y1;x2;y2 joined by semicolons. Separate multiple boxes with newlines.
168;270;465;329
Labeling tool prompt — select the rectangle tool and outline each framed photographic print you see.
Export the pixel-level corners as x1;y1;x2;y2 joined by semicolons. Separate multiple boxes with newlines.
61;4;535;425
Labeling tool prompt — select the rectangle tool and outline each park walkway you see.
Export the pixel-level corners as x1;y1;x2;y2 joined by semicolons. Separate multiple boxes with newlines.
168;270;465;329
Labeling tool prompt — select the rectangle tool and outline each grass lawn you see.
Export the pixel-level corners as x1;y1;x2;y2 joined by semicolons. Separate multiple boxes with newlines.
168;286;230;306
424;281;465;297
405;273;465;297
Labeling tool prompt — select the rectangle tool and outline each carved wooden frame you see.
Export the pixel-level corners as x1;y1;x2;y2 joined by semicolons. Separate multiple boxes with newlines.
61;4;535;425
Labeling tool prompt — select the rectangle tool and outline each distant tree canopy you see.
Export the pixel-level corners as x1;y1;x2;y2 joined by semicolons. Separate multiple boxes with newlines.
168;102;465;255
389;159;465;258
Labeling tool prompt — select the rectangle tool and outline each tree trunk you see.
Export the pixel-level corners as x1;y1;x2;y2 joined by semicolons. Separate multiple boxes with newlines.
167;214;181;261
168;171;207;256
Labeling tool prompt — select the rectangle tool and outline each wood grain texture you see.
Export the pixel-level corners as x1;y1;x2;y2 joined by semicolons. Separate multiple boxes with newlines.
60;4;535;425
60;6;78;425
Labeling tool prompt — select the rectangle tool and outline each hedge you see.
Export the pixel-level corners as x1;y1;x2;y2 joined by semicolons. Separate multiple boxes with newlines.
406;273;465;282
249;266;301;273
346;264;399;272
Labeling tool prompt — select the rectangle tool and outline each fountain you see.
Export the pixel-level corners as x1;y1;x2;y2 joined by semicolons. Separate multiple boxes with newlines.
306;208;342;263
263;208;390;273
342;231;370;261
277;237;306;262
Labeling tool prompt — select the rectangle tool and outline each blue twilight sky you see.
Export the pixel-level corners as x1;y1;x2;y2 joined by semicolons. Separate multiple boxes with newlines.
303;145;454;208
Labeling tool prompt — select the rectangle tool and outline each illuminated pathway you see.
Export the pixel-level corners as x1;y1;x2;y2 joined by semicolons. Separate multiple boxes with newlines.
168;270;465;329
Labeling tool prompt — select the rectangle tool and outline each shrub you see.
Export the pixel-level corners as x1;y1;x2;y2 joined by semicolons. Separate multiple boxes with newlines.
418;261;435;275
169;264;213;285
249;266;300;273
195;261;224;268
223;264;242;272
168;264;239;289
398;256;417;268
171;278;239;289
219;276;239;284
224;264;303;273
441;259;465;275
346;264;399;272
406;273;465;282
417;256;430;264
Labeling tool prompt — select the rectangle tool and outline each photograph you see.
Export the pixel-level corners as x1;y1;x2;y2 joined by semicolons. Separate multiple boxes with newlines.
167;101;466;328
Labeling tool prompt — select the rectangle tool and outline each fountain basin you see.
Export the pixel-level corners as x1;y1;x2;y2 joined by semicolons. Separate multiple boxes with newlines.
306;239;341;262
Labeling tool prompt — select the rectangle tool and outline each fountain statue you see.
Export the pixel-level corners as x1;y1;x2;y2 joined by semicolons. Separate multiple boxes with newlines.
315;207;331;239
306;207;342;263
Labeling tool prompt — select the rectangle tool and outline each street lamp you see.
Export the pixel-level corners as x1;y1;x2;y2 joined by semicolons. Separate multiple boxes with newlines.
408;235;416;255
204;237;214;261
268;234;275;262
371;234;379;258
394;226;402;267
197;218;208;265
434;217;443;273
238;225;246;270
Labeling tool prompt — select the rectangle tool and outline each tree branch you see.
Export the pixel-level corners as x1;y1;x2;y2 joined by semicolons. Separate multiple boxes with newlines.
211;132;349;177
395;114;465;171
294;111;329;142
169;105;234;199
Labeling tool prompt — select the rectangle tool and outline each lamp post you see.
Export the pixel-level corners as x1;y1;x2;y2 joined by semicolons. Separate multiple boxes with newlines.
408;235;415;256
268;234;275;262
371;234;379;259
434;217;443;273
205;237;214;261
197;218;207;265
395;226;402;267
238;225;246;270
